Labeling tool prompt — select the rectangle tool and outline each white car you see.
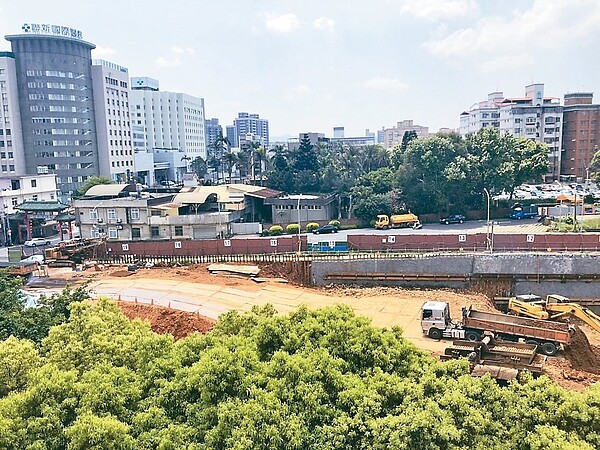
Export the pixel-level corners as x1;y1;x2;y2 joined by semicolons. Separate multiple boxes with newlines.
23;237;51;247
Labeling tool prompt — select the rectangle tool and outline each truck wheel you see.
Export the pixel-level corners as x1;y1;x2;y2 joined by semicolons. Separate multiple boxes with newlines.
428;328;442;340
465;330;480;342
540;342;558;356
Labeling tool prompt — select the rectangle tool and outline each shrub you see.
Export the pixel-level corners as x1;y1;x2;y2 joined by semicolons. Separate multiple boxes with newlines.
269;225;283;236
306;222;320;232
328;220;340;228
286;224;300;234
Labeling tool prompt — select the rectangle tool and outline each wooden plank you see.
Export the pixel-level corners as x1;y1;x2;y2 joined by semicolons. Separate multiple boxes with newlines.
207;263;260;276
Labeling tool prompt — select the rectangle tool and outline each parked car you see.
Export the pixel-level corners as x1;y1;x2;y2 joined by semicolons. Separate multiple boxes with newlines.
23;237;51;247
312;224;338;234
439;214;466;225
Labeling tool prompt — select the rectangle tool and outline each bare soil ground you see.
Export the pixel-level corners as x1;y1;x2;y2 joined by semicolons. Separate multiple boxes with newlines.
118;302;215;340
58;263;600;391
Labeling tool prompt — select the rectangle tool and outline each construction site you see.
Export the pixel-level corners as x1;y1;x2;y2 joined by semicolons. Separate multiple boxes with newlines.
19;237;600;392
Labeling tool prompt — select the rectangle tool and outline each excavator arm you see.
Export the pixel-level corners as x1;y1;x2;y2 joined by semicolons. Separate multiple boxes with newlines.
546;303;600;333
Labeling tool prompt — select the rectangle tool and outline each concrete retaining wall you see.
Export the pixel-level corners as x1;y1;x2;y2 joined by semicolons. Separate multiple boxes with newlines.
311;253;600;299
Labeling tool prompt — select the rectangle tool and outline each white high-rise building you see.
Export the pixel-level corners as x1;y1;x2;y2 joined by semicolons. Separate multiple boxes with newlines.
459;84;563;180
130;77;206;163
0;51;26;175
91;60;135;182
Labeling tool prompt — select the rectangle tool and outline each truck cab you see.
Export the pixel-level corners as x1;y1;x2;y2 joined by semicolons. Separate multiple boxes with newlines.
421;301;451;339
375;214;390;229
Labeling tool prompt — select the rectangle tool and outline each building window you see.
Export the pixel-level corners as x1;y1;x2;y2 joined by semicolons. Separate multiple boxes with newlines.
174;226;183;236
31;180;37;188
150;226;159;238
107;209;116;220
89;209;98;220
131;228;141;239
108;228;118;239
130;208;140;220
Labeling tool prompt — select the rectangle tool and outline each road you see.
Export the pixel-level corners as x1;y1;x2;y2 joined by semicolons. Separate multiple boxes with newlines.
0;219;545;261
0;234;64;261
301;218;545;243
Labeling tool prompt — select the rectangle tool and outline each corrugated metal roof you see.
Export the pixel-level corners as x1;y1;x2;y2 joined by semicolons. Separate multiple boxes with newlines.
84;184;131;197
174;184;264;204
246;187;282;199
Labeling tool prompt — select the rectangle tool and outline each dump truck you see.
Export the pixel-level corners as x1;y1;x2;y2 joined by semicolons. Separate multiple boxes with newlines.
374;213;420;229
421;301;573;356
441;332;546;381
508;294;600;334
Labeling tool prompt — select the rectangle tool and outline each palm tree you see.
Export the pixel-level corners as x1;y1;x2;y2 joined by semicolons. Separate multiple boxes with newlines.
222;150;238;184
254;146;267;186
210;131;230;183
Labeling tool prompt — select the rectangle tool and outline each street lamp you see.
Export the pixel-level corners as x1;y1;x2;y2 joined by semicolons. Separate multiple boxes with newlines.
297;195;301;253
483;188;491;252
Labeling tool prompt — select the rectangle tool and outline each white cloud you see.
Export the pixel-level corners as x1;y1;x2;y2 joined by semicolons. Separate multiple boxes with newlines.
313;17;335;33
400;0;478;21
92;46;115;57
154;46;195;68
424;0;600;58
283;84;311;102
480;54;534;73
264;13;300;33
364;77;409;91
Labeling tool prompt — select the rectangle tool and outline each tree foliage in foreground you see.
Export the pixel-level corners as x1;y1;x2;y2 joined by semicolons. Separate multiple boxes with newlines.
0;270;88;344
1;298;600;449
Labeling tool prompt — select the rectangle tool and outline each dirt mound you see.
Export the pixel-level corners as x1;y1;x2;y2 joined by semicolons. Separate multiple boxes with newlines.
563;329;600;374
118;302;215;340
110;270;134;277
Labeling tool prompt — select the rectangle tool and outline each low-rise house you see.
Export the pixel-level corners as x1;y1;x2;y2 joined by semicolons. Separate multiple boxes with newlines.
264;194;338;226
74;183;281;240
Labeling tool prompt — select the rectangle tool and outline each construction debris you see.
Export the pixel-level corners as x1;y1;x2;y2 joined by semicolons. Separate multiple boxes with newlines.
252;277;289;284
207;263;261;277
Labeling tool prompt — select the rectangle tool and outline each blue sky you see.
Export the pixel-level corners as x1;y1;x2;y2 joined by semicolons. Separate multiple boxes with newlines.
1;0;598;141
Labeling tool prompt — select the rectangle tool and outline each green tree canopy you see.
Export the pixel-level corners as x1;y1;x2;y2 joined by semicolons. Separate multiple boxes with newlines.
2;299;600;449
76;176;115;197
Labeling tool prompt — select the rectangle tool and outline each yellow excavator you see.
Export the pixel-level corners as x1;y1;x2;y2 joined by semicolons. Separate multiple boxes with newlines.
508;294;600;332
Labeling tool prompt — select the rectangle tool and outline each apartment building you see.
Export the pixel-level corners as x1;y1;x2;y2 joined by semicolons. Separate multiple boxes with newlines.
561;93;600;181
459;84;563;180
383;120;429;149
231;112;269;148
91;59;135;181
0;51;26;176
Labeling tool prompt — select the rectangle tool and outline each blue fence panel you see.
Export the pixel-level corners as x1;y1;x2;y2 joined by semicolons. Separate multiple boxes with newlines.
308;241;348;252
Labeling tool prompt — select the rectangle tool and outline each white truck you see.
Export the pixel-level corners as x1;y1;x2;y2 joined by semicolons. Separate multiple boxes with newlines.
420;301;572;356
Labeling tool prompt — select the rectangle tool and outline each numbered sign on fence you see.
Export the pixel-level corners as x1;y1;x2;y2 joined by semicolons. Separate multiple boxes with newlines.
388;235;396;243
223;239;231;247
122;244;129;251
174;241;182;249
329;241;336;248
527;234;535;243
458;234;467;242
270;239;278;247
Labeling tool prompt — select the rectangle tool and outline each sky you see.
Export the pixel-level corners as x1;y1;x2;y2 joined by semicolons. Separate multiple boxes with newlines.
0;0;599;141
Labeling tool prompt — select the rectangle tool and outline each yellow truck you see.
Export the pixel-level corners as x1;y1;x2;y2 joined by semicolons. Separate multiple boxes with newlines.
375;213;420;229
